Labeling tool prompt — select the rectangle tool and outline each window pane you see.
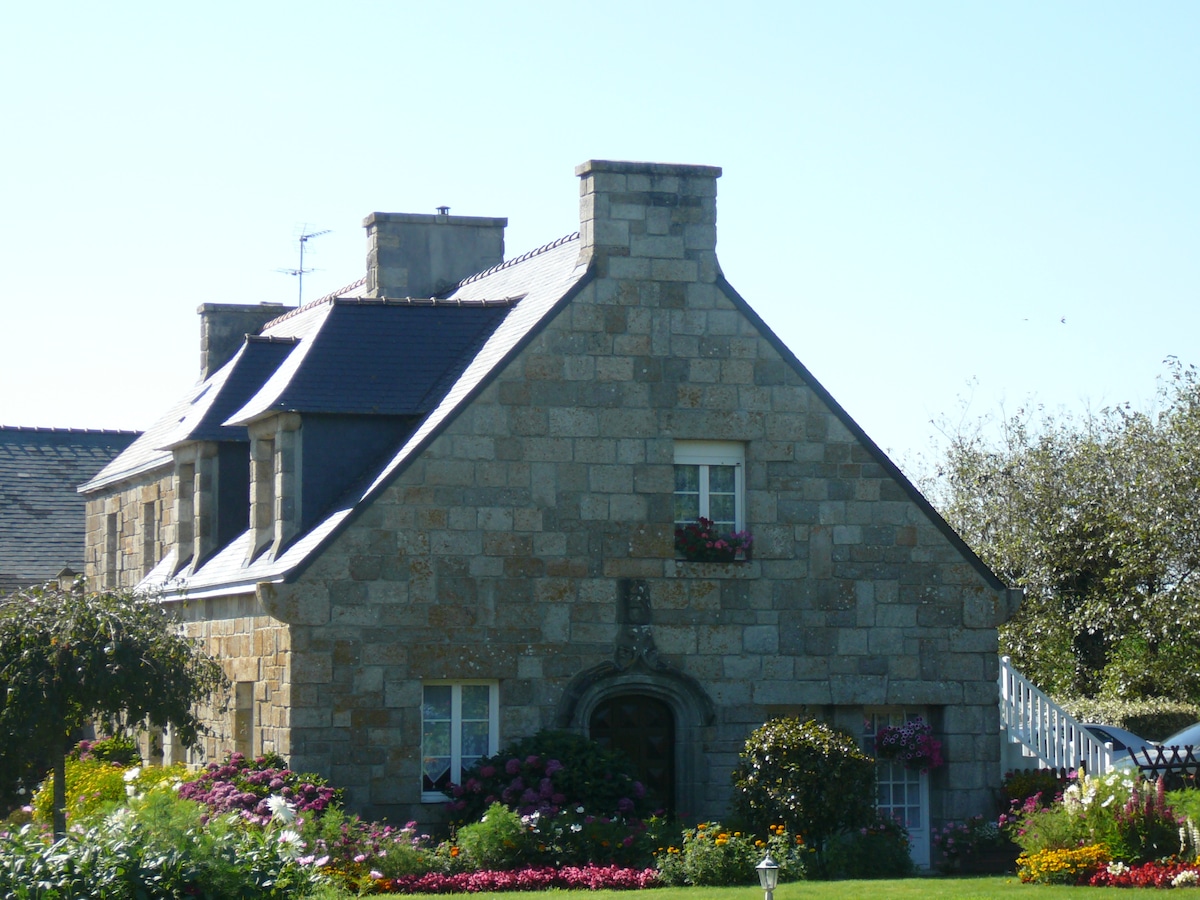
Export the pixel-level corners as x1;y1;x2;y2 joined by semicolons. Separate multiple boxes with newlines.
423;685;451;721
674;465;699;492
462;685;491;720
708;494;735;526
423;720;451;758
674;494;699;523
462;721;490;759
423;757;451;793
708;465;735;493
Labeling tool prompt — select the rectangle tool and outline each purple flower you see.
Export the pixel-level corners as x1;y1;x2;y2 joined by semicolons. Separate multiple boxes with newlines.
506;758;521;776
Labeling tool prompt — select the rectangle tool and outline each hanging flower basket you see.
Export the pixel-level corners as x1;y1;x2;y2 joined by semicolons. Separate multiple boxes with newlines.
674;518;753;563
875;717;944;772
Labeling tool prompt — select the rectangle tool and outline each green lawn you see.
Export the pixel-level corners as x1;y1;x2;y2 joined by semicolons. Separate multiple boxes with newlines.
368;876;1135;899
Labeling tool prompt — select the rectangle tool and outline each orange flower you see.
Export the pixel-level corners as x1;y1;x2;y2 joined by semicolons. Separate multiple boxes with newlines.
450;846;460;857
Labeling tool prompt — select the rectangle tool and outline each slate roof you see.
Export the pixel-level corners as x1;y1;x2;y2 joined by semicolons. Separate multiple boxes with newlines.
118;232;589;598
226;301;514;422
0;427;138;594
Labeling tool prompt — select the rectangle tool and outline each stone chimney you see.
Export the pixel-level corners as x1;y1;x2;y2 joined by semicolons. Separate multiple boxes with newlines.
198;303;287;379
363;212;508;299
575;160;722;282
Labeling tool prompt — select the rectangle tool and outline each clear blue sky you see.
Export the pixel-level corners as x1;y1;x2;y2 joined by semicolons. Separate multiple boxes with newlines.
2;1;1196;475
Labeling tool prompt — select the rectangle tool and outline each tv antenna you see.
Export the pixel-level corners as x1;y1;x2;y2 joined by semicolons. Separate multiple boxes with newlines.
277;227;330;305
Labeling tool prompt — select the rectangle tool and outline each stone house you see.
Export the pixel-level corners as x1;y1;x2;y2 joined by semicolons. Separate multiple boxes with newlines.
81;160;1019;865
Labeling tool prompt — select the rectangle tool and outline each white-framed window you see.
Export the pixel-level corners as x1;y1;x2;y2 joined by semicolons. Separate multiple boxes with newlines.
673;441;745;531
421;681;499;802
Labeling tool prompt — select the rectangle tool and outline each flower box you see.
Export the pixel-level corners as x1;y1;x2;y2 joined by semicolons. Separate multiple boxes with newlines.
674;518;753;563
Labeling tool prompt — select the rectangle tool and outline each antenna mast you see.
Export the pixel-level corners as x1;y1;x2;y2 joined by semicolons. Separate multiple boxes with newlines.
278;228;331;305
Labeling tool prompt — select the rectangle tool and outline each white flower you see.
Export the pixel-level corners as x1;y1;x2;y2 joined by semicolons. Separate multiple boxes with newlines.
122;767;141;784
570;823;583;833
1172;870;1199;887
1108;861;1130;876
267;795;297;824
277;829;304;851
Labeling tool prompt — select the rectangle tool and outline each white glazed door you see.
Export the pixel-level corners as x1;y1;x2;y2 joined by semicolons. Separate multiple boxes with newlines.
865;711;931;869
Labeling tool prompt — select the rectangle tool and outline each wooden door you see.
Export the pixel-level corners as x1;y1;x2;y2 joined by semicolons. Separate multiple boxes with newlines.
590;694;675;814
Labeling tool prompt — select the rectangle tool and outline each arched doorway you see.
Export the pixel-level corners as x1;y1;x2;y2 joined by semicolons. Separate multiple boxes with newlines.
589;694;675;814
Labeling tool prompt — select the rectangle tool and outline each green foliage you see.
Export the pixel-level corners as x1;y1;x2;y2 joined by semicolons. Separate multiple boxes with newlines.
731;717;876;846
32;759;187;825
924;360;1200;701
1061;697;1200;742
0;788;325;899
823;815;914;880
0;582;226;834
71;735;141;766
1107;778;1183;863
654;821;811;887
452;729;654;823
295;807;434;884
453;802;533;871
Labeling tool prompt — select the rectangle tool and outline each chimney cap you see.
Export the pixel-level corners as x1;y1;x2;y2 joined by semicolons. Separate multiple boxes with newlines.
575;159;722;179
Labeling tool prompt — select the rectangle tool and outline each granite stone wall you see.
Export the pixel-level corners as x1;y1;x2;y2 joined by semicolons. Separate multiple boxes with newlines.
255;163;1013;825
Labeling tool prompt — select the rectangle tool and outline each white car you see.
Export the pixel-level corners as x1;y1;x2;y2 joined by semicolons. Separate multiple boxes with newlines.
1084;723;1155;760
1159;722;1200;750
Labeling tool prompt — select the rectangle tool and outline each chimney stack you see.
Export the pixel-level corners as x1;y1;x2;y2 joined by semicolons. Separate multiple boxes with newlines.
198;303;287;379
575;160;722;282
363;212;507;299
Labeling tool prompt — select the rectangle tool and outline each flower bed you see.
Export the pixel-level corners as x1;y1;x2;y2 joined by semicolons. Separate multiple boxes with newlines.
373;864;659;894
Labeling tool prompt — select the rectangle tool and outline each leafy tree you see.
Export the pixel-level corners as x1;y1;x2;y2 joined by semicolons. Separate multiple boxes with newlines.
923;360;1200;701
0;580;226;837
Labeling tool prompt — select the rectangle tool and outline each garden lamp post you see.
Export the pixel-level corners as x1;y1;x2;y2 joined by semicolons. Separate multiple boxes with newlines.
756;853;780;900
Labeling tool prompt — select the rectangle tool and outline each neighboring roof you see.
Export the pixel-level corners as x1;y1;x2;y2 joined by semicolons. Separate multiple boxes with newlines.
139;232;589;598
0;427;139;594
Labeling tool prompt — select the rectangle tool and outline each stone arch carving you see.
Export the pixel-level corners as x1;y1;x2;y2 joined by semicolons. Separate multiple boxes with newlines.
556;661;716;815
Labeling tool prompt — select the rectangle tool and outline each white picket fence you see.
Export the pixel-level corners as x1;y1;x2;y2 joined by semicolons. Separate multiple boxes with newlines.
998;655;1114;774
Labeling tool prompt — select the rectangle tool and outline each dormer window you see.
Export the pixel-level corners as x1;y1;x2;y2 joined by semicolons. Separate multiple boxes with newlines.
171;441;250;571
247;414;302;560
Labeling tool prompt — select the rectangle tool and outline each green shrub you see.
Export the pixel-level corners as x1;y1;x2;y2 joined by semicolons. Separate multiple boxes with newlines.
452;802;533;871
450;730;655;823
32;760;187;825
823;815;914;879
1060;696;1200;742
72;735;141;766
730;717;875;846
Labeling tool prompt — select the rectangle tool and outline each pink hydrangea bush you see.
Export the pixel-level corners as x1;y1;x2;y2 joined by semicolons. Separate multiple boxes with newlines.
178;752;341;825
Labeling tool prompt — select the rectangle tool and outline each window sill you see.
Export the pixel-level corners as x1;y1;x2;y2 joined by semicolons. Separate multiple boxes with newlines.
669;558;760;578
